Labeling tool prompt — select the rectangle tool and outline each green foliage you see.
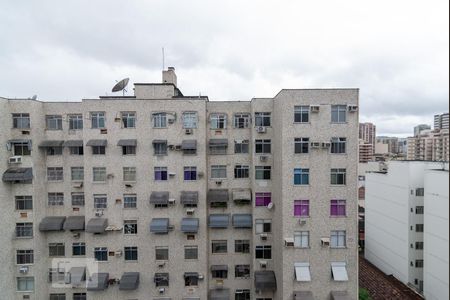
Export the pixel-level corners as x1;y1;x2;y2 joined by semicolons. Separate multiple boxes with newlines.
359;288;372;300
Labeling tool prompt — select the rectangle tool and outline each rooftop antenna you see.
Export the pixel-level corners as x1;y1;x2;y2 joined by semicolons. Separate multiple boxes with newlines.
111;78;129;96
162;47;165;71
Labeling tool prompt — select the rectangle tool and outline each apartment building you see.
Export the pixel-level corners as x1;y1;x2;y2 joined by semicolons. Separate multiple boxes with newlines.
434;113;449;130
365;160;448;296
407;129;449;161
413;125;431;137
0;68;359;300
358;141;373;163
358;123;376;152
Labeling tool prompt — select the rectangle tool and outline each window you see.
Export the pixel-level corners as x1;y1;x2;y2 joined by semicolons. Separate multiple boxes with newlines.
294;168;309;185
71;193;84;206
155;247;169;260
46;115;63;130
73;293;86;300
331;200;346;217
69;114;83;130
255;112;271;126
234;165;250;179
123;167;136;182
415;188;424;196
155;273;169;287
16;250;34;264
415;260;424;268
235;265;250;278
12;113;30;129
46;146;63;155
330;230;346;248
153;141;167;155
93;194;107;209
121;112;136;128
93;167;106;182
294;106;309;123
184;273;198;286
183;112;198;128
235;240;250;253
255;245;272;259
294;231;309;248
71;167;84;181
48;193;64;206
69;146;83;155
212;267;228;279
210;113;227;129
331;168;346;185
49;268;65;283
234;113;251;128
122;145;136;155
294;138;309;154
16;223;33;237
49;243;65;257
153;112;167;128
124;246;138;261
234;140;249;154
212;240;227;254
154;167;168;181
92;145;105;155
13;142;31;156
235;289;251;300
255;166;271;180
124;220;138;235
50;294;66;300
331;105;347;123
210;142;228;155
91;112;105;128
17;277;34;291
47;167;63;181
416;224;424;232
15;196;32;210
94;247;108;261
124;194;137;208
415;242;424;250
294;200;309;217
184;166;197;181
255;193;271;207
211;165;227;179
255;219;271;233
331;137;346;154
184;246;198;260
72;242;86;256
255;139;271;154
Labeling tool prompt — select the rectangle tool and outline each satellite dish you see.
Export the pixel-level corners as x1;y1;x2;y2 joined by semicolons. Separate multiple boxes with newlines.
112;78;129;95
31;95;37;100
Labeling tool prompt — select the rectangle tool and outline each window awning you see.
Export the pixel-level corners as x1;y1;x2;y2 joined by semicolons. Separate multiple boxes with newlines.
154;273;169;282
211;265;228;272
255;270;277;292
207;189;229;203
209;288;230;300
39;216;66;231
330;291;350;300
117;139;137;146
181;218;199;233
150;191;169;205
181;140;197;150
2;168;33;182
294;263;311;282
180;191;198;205
331;262;348;281
184;272;199;278
7;139;32;150
232;214;252;228
68;267;86;286
87;273;109;291
63;216;85;231
294;291;314;300
208;214;229;228
209;139;228;147
63;140;83;147
86;139;107;147
152;139;167;144
85;218;108;233
39;140;64;147
119;272;139;290
183;298;200;300
232;189;251;202
150;218;170;233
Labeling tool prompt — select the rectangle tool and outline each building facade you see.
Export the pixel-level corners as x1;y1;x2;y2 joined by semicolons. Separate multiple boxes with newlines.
0;69;359;300
413;124;431;137
434;113;449;130
407;129;449;161
358;141;373;163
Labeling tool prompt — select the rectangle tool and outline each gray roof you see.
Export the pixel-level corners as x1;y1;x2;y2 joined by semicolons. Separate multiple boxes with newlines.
39;140;64;147
208;214;229;228
150;218;170;234
180;218;199;233
180;191;198;205
87;273;109;291
119;272;139;290
85;218;107;233
255;270;277;292
232;214;252;228
63;140;83;147
2;168;33;182
86;139;107;147
39;216;66;231
63;216;85;231
117;139;137;146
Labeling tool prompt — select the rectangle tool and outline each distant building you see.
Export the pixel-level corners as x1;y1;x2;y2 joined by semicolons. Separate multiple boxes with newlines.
359;123;376;152
434;113;449;130
376;136;399;154
398;138;408;154
407;129;449;161
414;124;431;137
359;140;374;162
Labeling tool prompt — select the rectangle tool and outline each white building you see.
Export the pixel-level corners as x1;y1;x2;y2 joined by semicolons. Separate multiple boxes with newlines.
0;68;359;300
365;160;449;296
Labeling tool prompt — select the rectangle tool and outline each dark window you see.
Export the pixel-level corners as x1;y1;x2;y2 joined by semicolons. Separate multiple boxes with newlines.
72;243;86;256
416;224;424;232
16;250;34;264
234;140;249;153
155;247;169;260
12;113;30;128
255;112;271;126
16;223;33;237
184;246;198;259
154;273;169;287
49;243;65;257
15;196;33;210
122;146;136;155
294;106;309;123
184;274;198;286
235;289;251;300
331;137;346;154
212;240;227;253
235;265;250;278
69;114;83;130
94;247;108;261
331;105;347;123
212;268;228;279
331;168;346;185
235;240;250;253
255;166;271;180
92;146;105;155
255;139;271;154
124;246;138;261
69;146;83;155
234;165;250;179
294;138;309;153
13;143;31;156
255;245;271;259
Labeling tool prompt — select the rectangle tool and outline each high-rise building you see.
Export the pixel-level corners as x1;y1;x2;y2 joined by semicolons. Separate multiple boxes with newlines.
414;124;431;137
358;140;373;163
407;129;449;161
0;69;359;300
434;113;449;130
359;123;376;152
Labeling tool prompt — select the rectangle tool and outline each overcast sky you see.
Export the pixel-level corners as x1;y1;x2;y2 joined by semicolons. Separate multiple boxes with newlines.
0;0;448;136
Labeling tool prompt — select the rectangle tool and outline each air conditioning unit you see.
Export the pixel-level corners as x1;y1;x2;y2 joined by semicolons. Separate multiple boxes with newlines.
185;128;193;135
197;171;204;178
156;261;166;268
159;287;166;294
284;238;295;247
348;105;358;112
167;117;175;124
174;145;182;151
256;126;267;133
73;182;83;188
215;180;222;185
21;130;30;135
114;117;121;122
267;202;274;210
100;129;107;134
198;274;204;280
168;198;176;205
259;260;267;268
107;173;114;179
310;142;321;148
186;208;195;215
8;156;22;164
73;232;80;238
19;266;29;274
260;233;268;241
310;105;320;113
320;237;330;247
299;219;307;226
125;183;133;188
95;210;103;217
259;155;268;162
321;142;331;148
168;172;176;177
115;251;122;257
168;145;175;150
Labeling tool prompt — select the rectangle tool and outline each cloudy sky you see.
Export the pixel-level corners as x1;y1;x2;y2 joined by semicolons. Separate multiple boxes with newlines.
0;0;448;136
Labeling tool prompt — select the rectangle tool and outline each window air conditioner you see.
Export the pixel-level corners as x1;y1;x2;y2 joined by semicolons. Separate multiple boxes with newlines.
197;171;204;178
299;219;307;225
73;182;83;188
348;105;358;112
321;142;331;148
215;180;222;185
284;238;295;247
174;145;182;151
310;105;320;113
167;117;175;124
168;145;175;150
100;129;107;134
107;173;114;179
159;287;165;294
19;266;29;274
95;210;103;217
156;261;166;268
186;208;195;215
259;260;267;268
260;233;268;241
256;126;267;133
259;155;268;162
320;237;330;247
8;156;22;164
73;232;80;238
115;251;122;257
310;142;321;148
168;172;176;177
185;129;193;134
168;198;176;205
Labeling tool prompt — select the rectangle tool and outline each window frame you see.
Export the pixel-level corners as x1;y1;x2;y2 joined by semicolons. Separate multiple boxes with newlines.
15;196;33;210
12;113;30;129
331;137;347;154
255;245;272;259
45;115;63;130
182;111;198;129
68;114;83;130
294;200;310;217
294;106;310;123
233;113;251;128
153;112;167;128
331;105;347;123
121;111;136;128
211;240;228;254
294;231;309;248
331;168;346;185
91;112;106;129
255;166;271;180
254;112;271;127
210;113;227;129
48;192;64;206
294;168;309;185
330;230;346;248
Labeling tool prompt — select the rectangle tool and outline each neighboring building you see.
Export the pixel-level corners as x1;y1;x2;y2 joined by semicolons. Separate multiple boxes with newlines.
359;123;376;152
376;136;399;154
434;113;449;130
0;69;359;300
365;161;449;296
374;142;389;155
414;124;431;137
359;140;373;163
398;138;408;155
407;129;449;161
